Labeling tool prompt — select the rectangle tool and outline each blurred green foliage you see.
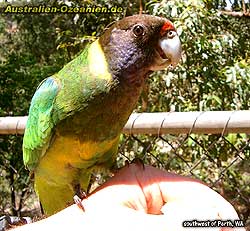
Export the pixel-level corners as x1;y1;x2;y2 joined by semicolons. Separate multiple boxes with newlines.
0;0;249;224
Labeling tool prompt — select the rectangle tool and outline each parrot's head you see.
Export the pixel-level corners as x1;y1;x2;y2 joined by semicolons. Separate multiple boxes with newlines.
99;14;182;84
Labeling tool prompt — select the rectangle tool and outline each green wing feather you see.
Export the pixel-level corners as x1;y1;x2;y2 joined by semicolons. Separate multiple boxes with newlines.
23;77;60;171
22;45;110;171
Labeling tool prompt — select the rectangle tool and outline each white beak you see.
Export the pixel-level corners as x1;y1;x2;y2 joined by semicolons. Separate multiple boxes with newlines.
150;30;182;71
159;31;182;68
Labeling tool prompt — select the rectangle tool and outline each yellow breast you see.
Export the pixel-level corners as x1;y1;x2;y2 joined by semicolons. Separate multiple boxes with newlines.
35;135;120;184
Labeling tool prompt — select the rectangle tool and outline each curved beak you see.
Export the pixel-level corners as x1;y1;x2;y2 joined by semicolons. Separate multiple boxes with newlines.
150;30;182;71
159;32;182;68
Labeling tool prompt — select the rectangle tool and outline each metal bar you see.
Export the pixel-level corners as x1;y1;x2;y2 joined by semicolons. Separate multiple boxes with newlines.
0;110;250;135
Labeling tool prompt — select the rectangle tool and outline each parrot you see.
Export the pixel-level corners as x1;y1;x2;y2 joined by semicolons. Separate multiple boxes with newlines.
22;14;182;215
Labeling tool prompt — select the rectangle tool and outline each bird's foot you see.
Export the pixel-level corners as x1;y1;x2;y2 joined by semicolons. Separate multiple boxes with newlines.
73;184;87;212
73;194;86;212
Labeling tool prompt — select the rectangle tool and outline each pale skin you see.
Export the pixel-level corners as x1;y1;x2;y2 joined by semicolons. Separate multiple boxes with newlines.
12;163;245;231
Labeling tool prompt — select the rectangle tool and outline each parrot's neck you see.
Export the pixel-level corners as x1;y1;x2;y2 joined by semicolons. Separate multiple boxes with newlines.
97;36;151;88
87;39;113;81
55;39;147;142
86;39;147;135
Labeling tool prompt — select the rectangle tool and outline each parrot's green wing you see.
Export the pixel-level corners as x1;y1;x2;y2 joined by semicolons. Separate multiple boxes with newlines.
23;77;60;171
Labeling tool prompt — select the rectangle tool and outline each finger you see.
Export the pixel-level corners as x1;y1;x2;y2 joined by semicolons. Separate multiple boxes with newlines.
131;164;245;230
85;163;202;213
123;163;207;213
129;164;240;215
81;163;244;230
82;163;190;213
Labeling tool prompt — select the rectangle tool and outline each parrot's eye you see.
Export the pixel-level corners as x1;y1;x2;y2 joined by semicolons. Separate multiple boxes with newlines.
167;30;176;39
133;24;145;37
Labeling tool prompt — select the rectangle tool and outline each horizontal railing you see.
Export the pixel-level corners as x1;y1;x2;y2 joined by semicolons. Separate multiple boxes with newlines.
1;110;250;135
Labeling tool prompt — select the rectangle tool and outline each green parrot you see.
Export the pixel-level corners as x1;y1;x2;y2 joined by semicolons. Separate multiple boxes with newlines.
23;14;182;215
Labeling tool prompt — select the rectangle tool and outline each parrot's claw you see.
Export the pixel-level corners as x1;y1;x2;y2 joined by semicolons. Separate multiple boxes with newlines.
73;195;85;212
74;184;87;199
74;184;87;211
130;157;145;170
78;190;87;200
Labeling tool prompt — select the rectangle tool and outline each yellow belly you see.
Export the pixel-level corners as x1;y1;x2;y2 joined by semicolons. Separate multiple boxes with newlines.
35;134;119;184
34;134;119;215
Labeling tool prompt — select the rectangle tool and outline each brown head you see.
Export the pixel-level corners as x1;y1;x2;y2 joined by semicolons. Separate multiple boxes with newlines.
99;14;182;85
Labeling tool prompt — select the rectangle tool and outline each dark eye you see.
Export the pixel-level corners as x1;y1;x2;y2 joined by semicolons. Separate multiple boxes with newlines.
167;30;176;39
133;24;145;37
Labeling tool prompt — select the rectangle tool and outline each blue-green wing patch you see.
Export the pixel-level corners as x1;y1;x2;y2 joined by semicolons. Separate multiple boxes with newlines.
23;77;60;171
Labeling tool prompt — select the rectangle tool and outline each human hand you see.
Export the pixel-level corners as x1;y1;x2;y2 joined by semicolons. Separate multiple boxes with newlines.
13;163;245;231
